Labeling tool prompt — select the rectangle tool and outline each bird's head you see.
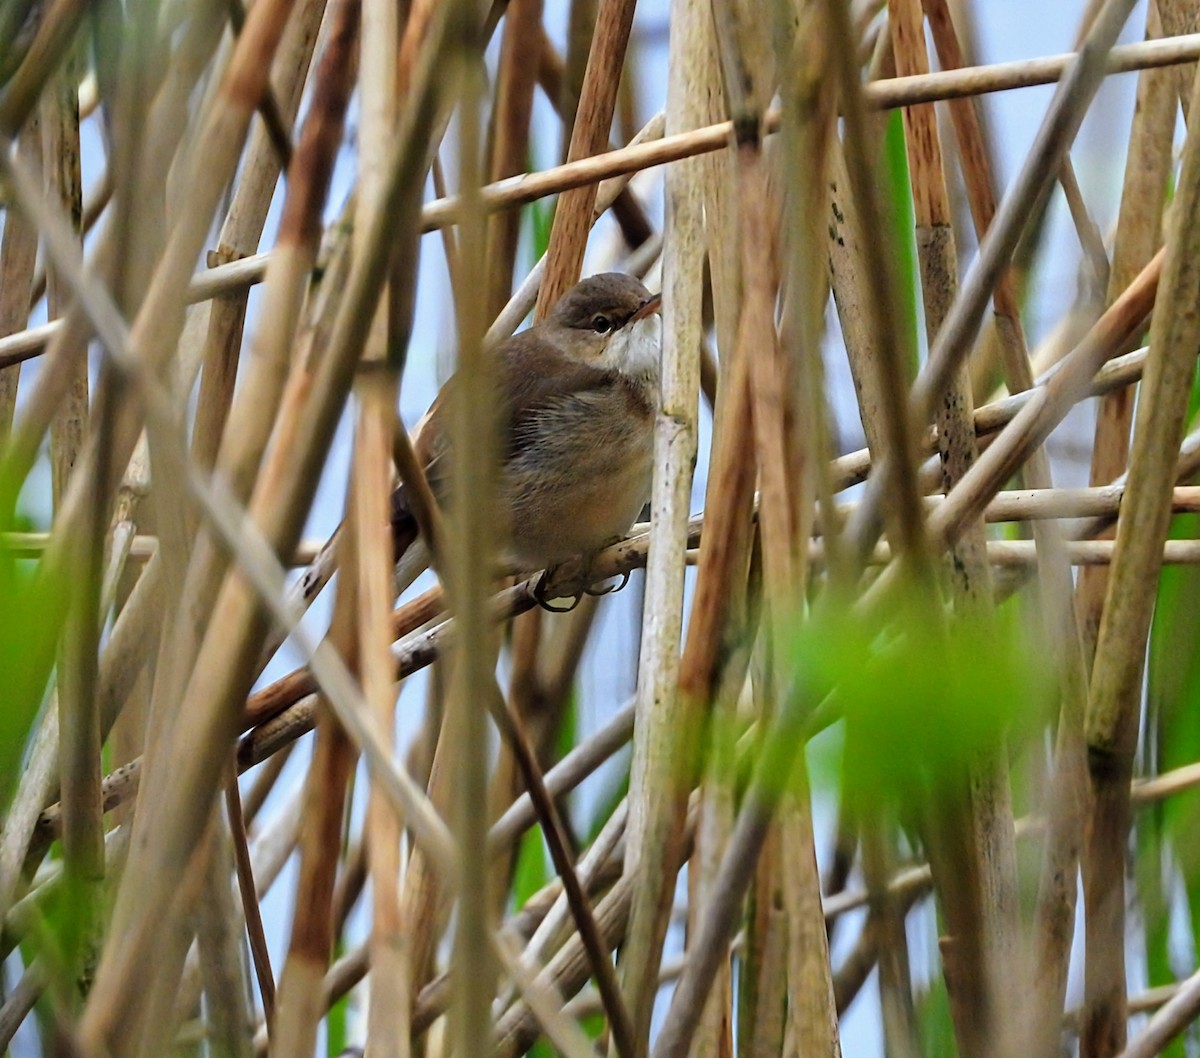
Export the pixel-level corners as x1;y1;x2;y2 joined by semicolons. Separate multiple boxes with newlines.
546;272;662;379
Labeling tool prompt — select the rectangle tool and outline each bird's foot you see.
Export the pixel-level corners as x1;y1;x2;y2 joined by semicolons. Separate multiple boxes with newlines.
584;570;630;597
533;569;583;613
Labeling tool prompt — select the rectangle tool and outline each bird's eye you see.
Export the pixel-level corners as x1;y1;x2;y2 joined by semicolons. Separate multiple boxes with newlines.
591;314;612;334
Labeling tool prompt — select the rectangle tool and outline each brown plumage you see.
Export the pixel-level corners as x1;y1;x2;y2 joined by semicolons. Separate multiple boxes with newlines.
391;273;662;578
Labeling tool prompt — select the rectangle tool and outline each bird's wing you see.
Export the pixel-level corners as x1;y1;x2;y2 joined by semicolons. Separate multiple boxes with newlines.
389;330;616;557
498;332;619;461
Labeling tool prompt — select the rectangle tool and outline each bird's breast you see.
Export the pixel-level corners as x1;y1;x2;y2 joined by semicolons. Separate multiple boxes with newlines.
504;381;656;568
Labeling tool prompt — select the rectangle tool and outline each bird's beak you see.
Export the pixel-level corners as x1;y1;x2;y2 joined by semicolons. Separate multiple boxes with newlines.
630;293;662;323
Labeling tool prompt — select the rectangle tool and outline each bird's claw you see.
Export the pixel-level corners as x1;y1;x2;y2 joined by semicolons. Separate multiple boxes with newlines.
584;570;630;597
533;570;583;613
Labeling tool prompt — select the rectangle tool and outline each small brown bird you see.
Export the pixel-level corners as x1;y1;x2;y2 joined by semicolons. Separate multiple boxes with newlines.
391;272;662;599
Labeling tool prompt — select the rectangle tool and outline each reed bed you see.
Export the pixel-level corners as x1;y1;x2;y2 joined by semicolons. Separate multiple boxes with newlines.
3;1;1200;1056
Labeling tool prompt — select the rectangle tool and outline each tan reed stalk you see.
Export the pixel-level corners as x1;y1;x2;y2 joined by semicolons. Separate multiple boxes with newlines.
353;0;408;1055
534;0;638;313
224;770;276;1026
1080;47;1200;1058
271;597;358;1058
848;0;1141;572
35;46;106;999
484;0;543;319
484;70;547;932
1075;1;1174;664
827;0;933;587
890;5;1023;1056
0;0;91;134
40;59;85;510
386;0;465;1006
0;123;37;438
442;16;497;1058
681;8;734;1055
74;0;447;1045
707;4;798;1055
194;819;255;1058
535;29;656;250
1155;0;1199;113
617;0;707;1051
192;0;329;472
771;3;844;1056
8;33;1200;374
825;28;900;475
621;111;757;1058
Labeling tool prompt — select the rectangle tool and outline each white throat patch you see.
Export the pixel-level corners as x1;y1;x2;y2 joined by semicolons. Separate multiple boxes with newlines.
600;312;661;382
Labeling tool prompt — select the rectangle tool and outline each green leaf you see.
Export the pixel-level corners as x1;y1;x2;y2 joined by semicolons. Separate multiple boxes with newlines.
795;598;1050;817
882;109;921;381
326;940;349;1058
512;824;549;910
0;517;66;809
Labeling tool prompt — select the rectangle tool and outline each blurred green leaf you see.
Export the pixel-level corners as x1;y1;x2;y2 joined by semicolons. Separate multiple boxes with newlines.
796;599;1050;816
326;940;348;1058
512;825;549;911
1143;360;1200;1037
0;516;65;809
914;975;957;1058
882;109;920;381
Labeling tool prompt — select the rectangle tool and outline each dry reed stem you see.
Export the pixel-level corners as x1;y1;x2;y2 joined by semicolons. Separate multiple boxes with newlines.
486;684;637;1058
711;3;795;1053
773;5;842;1055
849;0;1141;573
862;246;1162;617
889;4;1018;1055
0;120;37;437
618;0;705;1052
272;651;356;1058
224;771;276;1027
1080;46;1200;1058
485;0;542;319
0;0;89;134
534;0;637;315
76;0;458;1042
194;820;255;1058
443;20;497;1058
40;58;85;509
7;34;1200;369
353;1;407;1056
1076;1;1174;664
36;46;104;997
828;0;932;587
919;6;1093;1040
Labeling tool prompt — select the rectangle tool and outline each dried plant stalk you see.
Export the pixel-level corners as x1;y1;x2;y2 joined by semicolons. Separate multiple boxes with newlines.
1081;49;1200;1058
